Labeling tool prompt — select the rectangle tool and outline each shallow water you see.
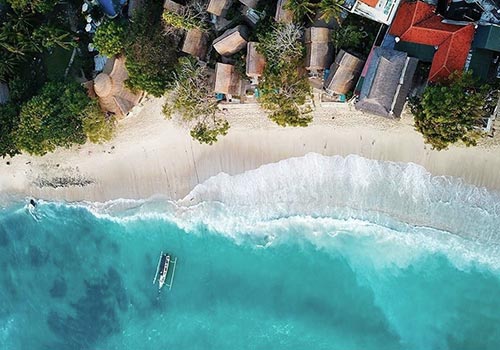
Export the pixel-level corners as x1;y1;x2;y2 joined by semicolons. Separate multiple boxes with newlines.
1;154;500;350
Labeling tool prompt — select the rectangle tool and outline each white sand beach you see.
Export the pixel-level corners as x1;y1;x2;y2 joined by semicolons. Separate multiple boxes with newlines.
1;97;500;203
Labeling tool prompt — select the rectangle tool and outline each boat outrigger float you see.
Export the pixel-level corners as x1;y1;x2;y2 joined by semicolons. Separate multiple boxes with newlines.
153;251;177;291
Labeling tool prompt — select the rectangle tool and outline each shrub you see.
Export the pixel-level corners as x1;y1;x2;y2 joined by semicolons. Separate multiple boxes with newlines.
93;20;127;57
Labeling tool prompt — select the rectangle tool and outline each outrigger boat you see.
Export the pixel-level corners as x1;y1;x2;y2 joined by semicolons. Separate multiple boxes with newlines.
153;251;177;291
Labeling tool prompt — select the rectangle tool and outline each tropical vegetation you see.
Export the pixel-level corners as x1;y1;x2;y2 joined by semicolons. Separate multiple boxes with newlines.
93;19;127;57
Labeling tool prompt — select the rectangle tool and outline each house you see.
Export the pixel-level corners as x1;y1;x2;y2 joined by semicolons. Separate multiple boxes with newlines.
466;24;500;81
355;47;418;118
239;0;258;8
388;0;475;82
207;0;233;17
304;27;334;73
246;42;266;84
214;63;241;95
93;57;143;118
325;50;365;96
182;28;209;60
275;0;293;23
0;83;9;105
342;0;402;25
213;25;249;56
163;0;184;13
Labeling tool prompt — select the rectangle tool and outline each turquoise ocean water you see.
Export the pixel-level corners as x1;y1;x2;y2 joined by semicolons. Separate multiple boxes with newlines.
1;154;500;350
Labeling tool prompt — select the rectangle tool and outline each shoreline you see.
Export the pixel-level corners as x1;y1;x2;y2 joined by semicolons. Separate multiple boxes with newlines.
1;97;500;204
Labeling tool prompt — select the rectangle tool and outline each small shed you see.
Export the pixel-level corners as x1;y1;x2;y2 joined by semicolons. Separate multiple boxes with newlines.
239;0;258;8
207;0;233;17
182;28;208;60
163;0;184;13
214;63;241;95
93;56;143;118
325;50;365;95
0;83;10;105
275;0;293;23
246;42;266;83
213;25;249;56
304;27;333;72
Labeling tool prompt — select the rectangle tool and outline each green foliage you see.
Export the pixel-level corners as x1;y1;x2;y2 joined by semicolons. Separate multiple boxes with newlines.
32;24;74;51
410;71;487;150
162;10;203;30
82;101;115;144
93;20;127;57
317;0;343;23
331;24;365;56
6;0;59;14
125;4;178;97
163;57;229;144
284;0;316;23
0;103;20;157
257;24;313;127
15;81;89;155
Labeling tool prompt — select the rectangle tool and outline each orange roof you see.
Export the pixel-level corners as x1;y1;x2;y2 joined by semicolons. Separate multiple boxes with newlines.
388;0;475;82
359;0;379;7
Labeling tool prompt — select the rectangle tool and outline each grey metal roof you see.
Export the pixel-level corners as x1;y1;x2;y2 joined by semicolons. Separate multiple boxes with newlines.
355;47;418;118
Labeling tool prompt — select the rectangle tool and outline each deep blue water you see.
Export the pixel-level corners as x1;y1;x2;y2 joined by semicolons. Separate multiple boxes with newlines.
1;154;500;349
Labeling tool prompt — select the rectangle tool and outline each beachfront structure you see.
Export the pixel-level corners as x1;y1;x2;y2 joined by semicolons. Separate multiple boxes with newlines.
341;0;402;25
304;27;334;73
213;25;249;56
93;57;143;118
467;24;500;81
355;47;418;118
214;63;241;95
182;28;209;60
246;42;266;84
163;0;184;13
388;0;475;82
275;0;293;23
239;0;258;8
0;83;9;105
207;0;233;17
325;50;365;96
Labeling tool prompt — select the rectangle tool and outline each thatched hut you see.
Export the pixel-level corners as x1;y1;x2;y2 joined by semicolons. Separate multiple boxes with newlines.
214;63;241;95
213;25;249;56
324;50;365;95
246;42;266;83
275;0;293;23
0;83;9;105
93;57;143;118
207;0;233;17
304;27;333;72
182;28;208;60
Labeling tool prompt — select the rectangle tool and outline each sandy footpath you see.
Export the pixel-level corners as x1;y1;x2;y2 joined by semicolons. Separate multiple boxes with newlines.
1;97;500;203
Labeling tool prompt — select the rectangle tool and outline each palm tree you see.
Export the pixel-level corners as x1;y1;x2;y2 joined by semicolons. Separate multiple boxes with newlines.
285;0;317;23
317;0;344;24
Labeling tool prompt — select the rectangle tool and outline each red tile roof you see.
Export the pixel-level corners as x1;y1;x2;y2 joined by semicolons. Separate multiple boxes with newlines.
359;0;379;8
388;0;475;82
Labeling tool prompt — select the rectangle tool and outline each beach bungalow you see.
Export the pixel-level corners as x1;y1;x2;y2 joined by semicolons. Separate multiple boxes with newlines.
163;0;184;13
304;27;334;73
355;47;418;118
239;0;258;8
93;57;143;118
246;42;266;84
182;28;209;60
214;63;241;96
0;83;9;105
213;25;249;56
275;0;293;23
388;0;475;82
341;0;402;25
207;0;233;17
325;50;365;96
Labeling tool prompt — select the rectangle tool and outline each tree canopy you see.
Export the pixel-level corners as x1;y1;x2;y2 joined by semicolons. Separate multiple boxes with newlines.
0;103;20;158
410;71;488;150
92;19;127;57
82;101;116;144
163;57;229;145
257;23;312;127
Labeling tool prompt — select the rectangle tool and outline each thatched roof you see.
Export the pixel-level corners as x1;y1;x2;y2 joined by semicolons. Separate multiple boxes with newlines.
214;63;241;95
182;28;208;60
305;27;333;71
275;0;293;23
213;25;249;56
355;47;418;118
239;0;258;8
93;57;143;118
207;0;233;16
0;83;9;105
163;0;183;13
325;50;365;95
246;42;266;79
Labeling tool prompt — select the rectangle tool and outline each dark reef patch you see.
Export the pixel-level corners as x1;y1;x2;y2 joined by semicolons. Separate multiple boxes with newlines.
29;245;48;267
49;278;67;299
